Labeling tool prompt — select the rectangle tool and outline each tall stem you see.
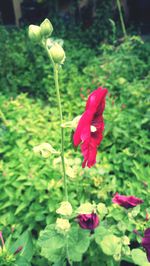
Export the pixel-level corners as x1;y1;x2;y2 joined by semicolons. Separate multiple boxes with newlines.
53;64;68;201
116;0;127;38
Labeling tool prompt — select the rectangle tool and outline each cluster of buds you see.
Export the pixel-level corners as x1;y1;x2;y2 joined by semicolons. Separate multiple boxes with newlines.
55;201;72;233
55;201;100;234
28;18;65;65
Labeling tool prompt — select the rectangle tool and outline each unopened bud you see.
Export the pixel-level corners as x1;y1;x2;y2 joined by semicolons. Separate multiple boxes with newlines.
28;25;41;42
49;43;65;64
40;18;53;37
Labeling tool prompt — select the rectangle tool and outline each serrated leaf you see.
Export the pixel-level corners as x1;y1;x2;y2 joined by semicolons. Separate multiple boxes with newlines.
95;225;110;245
100;235;122;256
131;249;150;266
38;224;90;263
38;225;65;262
67;226;90;262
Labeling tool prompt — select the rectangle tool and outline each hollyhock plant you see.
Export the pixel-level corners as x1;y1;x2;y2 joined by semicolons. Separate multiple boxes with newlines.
142;228;150;262
112;193;143;209
29;18;149;266
73;87;108;168
77;213;99;230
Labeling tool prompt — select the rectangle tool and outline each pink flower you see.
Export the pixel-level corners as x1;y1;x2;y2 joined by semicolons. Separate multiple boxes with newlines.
73;87;108;168
142;228;150;262
77;213;99;230
112;193;143;209
0;231;5;247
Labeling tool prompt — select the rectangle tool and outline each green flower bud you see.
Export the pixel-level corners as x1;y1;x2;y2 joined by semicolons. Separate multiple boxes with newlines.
49;43;65;64
40;18;53;37
28;25;41;42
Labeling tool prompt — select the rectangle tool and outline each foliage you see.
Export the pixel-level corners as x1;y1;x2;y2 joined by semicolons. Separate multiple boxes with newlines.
0;23;149;265
49;0;114;47
0;230;33;266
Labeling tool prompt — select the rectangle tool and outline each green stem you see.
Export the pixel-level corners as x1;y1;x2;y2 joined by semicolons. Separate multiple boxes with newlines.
53;64;68;201
116;0;127;38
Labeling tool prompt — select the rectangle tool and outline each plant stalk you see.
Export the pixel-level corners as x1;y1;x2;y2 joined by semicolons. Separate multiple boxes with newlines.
116;0;127;38
53;64;68;201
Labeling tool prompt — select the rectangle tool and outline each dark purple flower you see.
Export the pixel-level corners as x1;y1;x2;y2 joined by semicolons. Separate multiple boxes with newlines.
112;193;143;209
77;213;99;230
142;228;150;262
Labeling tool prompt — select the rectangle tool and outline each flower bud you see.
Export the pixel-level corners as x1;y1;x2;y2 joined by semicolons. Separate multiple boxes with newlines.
56;218;70;232
40;18;53;37
61;115;81;129
77;213;99;230
49;43;65;64
56;201;73;216
28;25;41;42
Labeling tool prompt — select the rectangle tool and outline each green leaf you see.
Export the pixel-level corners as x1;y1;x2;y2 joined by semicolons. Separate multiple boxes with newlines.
15;202;27;215
67;226;90;262
95;225;110;245
131;249;150;266
38;225;65;262
99;235;122;256
97;203;108;219
10;230;33;262
38;224;90;263
130;205;140;217
15;257;31;266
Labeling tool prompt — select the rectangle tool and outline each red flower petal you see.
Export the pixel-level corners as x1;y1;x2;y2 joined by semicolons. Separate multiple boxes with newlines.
73;87;108;168
112;193;144;209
